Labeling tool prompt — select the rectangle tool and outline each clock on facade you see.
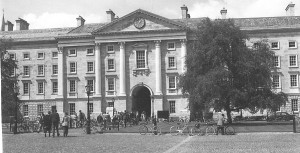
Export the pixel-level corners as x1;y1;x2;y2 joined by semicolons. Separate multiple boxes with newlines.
134;17;146;29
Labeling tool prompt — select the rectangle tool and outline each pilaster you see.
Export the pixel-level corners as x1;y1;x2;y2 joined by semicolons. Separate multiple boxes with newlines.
119;42;126;96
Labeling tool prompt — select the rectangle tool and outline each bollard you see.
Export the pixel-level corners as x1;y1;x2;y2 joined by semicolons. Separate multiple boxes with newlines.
293;116;296;133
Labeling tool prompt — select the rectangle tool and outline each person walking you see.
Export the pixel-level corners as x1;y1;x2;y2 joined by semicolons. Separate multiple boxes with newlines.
62;112;70;137
217;114;225;135
51;109;60;137
43;111;52;137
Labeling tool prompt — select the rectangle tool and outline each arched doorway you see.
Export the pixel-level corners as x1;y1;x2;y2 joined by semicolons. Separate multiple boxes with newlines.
131;86;151;118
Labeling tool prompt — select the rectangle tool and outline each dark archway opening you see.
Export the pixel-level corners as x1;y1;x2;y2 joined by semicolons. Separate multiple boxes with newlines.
132;86;151;118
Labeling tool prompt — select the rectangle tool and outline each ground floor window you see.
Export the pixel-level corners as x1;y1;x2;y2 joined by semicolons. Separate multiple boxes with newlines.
292;99;298;111
88;103;93;113
23;105;28;116
37;104;43;116
69;103;75;115
169;101;176;113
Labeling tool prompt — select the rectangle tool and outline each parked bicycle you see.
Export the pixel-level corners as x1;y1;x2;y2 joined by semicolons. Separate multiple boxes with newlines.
170;122;191;136
139;122;161;135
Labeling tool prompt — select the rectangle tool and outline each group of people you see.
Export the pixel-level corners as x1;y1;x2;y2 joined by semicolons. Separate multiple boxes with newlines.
39;110;70;137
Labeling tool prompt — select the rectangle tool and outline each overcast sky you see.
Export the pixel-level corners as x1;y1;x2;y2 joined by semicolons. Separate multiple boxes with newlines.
1;0;299;29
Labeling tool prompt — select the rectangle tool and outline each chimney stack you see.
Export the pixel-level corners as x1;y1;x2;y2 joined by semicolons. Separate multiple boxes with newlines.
106;9;115;22
5;20;13;31
285;2;295;16
220;8;227;19
76;16;85;27
181;5;190;19
15;18;29;30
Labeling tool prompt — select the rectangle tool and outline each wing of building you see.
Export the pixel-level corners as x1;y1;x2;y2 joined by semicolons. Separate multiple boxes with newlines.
1;3;299;120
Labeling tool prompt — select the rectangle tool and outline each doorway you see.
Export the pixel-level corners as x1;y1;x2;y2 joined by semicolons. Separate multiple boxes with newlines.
131;86;151;118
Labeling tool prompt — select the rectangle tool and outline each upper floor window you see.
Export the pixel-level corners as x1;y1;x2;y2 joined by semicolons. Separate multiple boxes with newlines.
274;56;280;68
271;42;279;50
272;75;280;88
23;82;29;95
136;50;146;69
69;80;76;93
292;99;299;112
107;59;115;71
289;55;298;67
23;105;28;116
37;82;44;94
70;62;77;73
107;45;114;53
37;65;44;76
87;80;94;92
106;77;115;96
169;76;176;89
168;57;176;69
87;62;94;73
37;52;44;59
52;52;58;58
88;103;93;113
52;81;58;94
87;48;94;55
68;49;77;57
9;53;15;60
289;41;297;49
23;66;30;76
23;53;30;60
290;74;298;87
167;42;175;50
52;65;58;75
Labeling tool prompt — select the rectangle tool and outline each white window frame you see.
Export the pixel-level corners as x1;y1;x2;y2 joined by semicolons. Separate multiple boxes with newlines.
52;81;58;94
52;52;58;58
106;77;116;96
167;42;176;51
69;80;76;93
167;75;177;94
23;105;28;116
86;48;94;56
37;104;43;116
52;65;58;75
167;56;177;69
37;81;44;94
23;53;30;60
288;41;297;49
68;48;77;57
87;62;94;73
37;65;44;76
274;56;280;68
272;74;281;88
271;42;280;50
289;55;298;67
69;103;76;115
87;79;94;92
23;66;30;76
23;82;29;95
107;45;114;53
107;58;115;71
290;74;298;87
291;99;299;112
169;100;176;113
69;62;77;74
135;50;148;69
37;52;44;60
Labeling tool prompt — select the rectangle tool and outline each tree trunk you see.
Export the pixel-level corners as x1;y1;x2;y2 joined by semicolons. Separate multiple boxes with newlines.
225;99;232;124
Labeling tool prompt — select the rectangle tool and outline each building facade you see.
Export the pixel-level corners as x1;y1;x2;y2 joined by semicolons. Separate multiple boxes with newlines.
1;3;299;120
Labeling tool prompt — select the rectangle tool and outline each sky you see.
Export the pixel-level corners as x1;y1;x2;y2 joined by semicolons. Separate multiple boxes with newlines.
1;0;299;29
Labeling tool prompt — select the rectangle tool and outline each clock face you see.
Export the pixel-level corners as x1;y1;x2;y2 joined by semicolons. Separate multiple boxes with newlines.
134;17;146;29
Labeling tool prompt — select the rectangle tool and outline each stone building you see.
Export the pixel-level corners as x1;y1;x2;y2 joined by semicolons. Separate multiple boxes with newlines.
1;3;299;120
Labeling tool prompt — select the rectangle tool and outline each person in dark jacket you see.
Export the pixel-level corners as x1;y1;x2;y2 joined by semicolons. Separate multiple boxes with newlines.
51;109;60;137
43;111;52;137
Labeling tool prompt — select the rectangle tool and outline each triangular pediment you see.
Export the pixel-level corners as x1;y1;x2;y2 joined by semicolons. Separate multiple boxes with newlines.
92;9;186;34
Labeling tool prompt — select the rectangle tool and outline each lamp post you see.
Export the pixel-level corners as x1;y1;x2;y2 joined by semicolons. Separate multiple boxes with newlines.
85;85;91;134
14;86;19;134
112;98;115;116
151;95;154;118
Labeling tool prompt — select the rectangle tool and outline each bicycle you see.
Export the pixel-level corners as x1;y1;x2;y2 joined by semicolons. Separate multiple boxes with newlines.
190;123;206;136
170;122;191;136
139;123;161;135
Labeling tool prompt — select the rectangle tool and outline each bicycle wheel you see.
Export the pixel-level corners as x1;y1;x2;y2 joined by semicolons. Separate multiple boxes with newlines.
225;126;235;135
170;126;178;136
139;125;148;135
18;126;24;133
206;126;216;135
152;126;161;135
190;127;201;136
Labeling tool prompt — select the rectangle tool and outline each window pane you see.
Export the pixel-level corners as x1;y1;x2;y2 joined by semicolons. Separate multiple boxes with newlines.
23;105;28;116
289;56;297;66
53;65;58;75
52;52;58;58
70;80;76;92
107;45;114;52
37;105;43;116
87;48;94;54
290;75;298;87
24;66;29;76
108;59;114;70
70;62;76;73
23;83;29;94
69;103;75;115
38;82;44;94
52;82;58;93
38;65;44;75
108;78;114;91
289;42;296;48
38;53;44;59
169;101;175;113
168;43;175;49
292;99;298;111
272;75;280;88
88;103;93;113
87;62;94;72
274;56;279;67
168;57;175;68
87;80;94;92
169;76;176;89
136;51;145;68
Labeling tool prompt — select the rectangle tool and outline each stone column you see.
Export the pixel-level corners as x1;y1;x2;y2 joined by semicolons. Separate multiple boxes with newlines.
57;47;64;98
181;39;187;73
119;42;126;96
155;40;162;95
95;43;101;97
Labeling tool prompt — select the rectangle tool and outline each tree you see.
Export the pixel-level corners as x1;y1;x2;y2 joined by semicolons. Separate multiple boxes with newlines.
179;18;288;123
1;36;21;122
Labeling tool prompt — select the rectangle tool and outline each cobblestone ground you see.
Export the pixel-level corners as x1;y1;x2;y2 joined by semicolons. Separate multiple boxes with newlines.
2;131;300;153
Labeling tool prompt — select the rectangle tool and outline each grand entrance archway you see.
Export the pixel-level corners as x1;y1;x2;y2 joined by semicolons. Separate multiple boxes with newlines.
131;86;152;118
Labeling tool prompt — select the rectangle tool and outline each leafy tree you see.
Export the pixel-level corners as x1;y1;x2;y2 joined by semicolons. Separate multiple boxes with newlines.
1;36;21;122
179;18;288;123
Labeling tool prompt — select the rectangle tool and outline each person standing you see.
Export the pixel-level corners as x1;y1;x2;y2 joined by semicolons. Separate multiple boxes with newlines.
51;109;60;137
62;112;70;137
73;112;78;128
43;111;52;137
79;110;86;128
217;114;225;135
39;112;45;133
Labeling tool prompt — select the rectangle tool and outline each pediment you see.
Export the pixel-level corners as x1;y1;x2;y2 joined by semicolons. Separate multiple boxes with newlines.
92;9;186;34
